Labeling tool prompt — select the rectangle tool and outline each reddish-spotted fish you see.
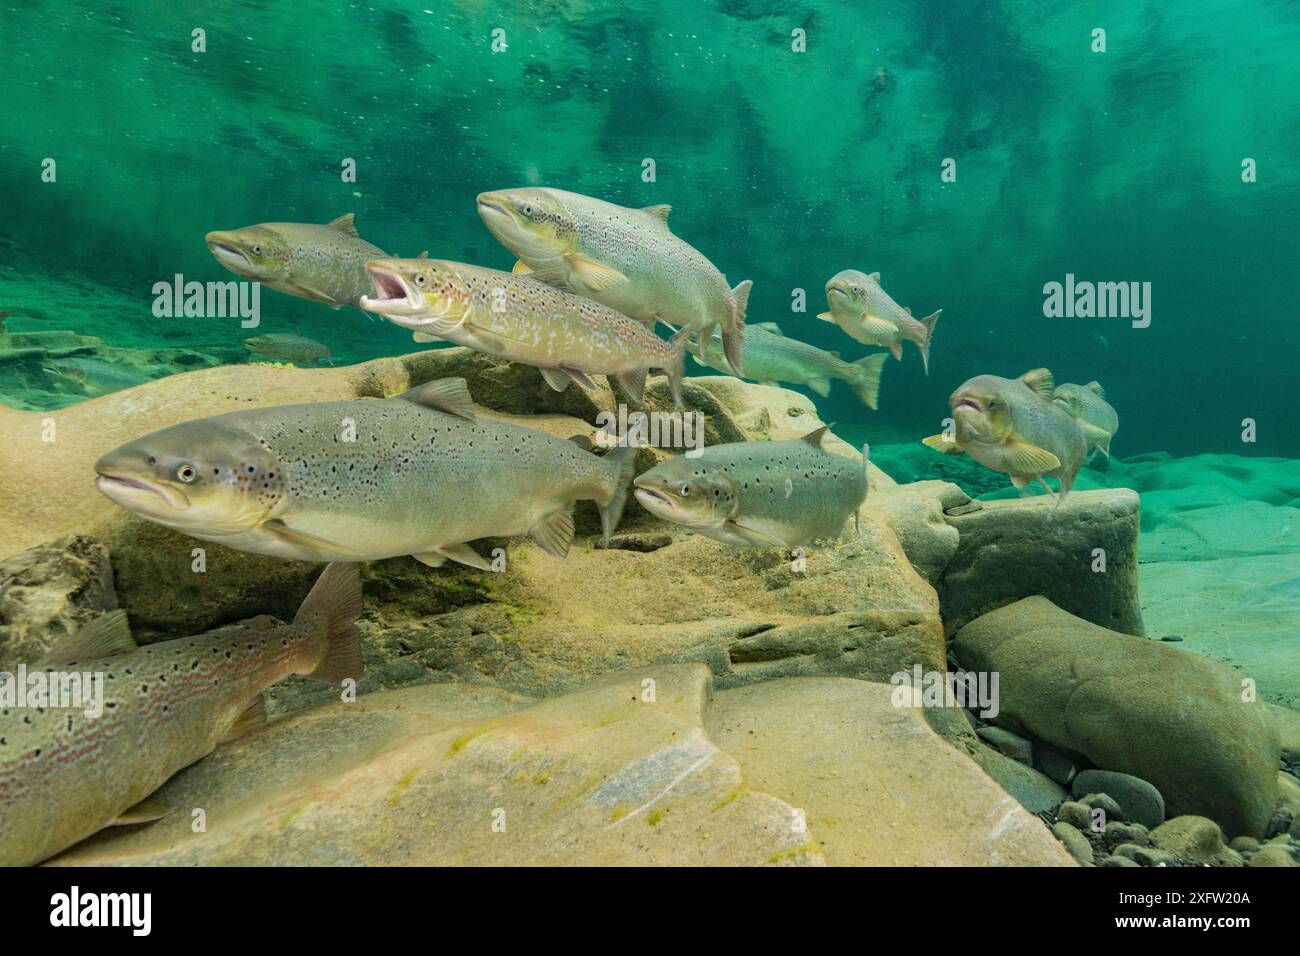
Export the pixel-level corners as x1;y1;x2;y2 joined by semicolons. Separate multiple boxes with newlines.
0;564;363;867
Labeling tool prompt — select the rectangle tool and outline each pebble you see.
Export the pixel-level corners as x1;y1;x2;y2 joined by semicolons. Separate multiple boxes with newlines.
1071;770;1165;829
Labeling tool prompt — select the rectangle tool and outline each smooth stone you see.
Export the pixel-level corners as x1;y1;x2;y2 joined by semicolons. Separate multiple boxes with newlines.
1072;769;1165;829
1056;801;1095;832
1247;846;1297;867
1149;816;1229;864
976;725;1034;764
954;597;1279;837
964;743;1067;816
1051;822;1094;865
1104;821;1150;849
1080;792;1125;825
1099;854;1141;867
1034;745;1078;786
1228;836;1260;853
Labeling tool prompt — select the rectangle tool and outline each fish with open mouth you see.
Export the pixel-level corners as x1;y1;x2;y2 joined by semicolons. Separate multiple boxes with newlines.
205;213;385;310
922;368;1086;500
0;563;363;867
360;256;687;406
476;187;751;374
820;270;940;374
94;378;636;568
632;427;868;547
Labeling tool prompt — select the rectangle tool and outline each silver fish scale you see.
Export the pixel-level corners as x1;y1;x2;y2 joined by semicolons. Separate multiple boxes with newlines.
1007;389;1086;476
702;326;856;380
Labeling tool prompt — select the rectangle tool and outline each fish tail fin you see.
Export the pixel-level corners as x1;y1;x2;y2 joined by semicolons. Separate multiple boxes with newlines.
294;563;364;685
723;279;752;374
667;328;689;409
597;445;638;543
915;310;941;376
849;353;887;410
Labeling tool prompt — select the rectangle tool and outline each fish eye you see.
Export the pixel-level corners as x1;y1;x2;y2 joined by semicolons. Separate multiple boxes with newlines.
521;204;534;216
679;484;690;497
852;286;863;296
251;245;262;255
414;274;427;287
177;464;197;483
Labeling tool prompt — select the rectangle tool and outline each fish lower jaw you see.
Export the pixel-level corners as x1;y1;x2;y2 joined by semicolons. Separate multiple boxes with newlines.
359;295;424;316
96;473;189;511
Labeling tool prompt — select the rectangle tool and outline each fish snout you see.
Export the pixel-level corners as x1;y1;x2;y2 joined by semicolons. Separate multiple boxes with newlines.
360;261;423;316
205;231;255;273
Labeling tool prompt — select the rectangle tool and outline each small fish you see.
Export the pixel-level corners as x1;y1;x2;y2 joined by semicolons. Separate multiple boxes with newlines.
42;357;152;397
820;270;940;374
1054;381;1118;460
205;213;386;310
922;368;1086;500
244;332;333;366
691;322;887;409
94;378;635;568
361;257;686;407
476;187;751;373
0;563;363;867
633;426;868;547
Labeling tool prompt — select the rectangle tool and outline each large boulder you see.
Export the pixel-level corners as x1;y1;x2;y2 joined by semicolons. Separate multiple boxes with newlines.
49;666;1075;866
953;597;1280;838
937;490;1144;636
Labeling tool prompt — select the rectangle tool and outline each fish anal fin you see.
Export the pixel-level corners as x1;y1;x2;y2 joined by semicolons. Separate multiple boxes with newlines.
397;377;476;420
221;695;267;744
613;368;646;403
530;507;575;559
808;377;831;398
40;610;135;666
540;367;573;392
416;543;492;571
327;213;359;237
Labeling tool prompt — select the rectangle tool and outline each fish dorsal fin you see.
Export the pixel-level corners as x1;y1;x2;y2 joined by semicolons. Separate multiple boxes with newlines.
327;213;358;237
752;322;783;335
397;377;477;421
799;424;833;448
41;610;135;665
641;204;672;224
418;250;429;259
868;272;881;281
1086;380;1105;399
1019;368;1055;399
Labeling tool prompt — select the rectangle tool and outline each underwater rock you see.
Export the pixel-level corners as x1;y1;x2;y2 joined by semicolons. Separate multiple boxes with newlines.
868;479;965;585
937;489;1144;636
1033;745;1078;786
1266;705;1300;764
1148;816;1235;865
1142;500;1300;562
1050;821;1094;865
953;597;1280;838
45;667;1076;867
964;743;1067;816
0;535;118;669
1248;845;1298;867
976;725;1033;764
1104;821;1150;849
1071;769;1165;830
1056;801;1094;831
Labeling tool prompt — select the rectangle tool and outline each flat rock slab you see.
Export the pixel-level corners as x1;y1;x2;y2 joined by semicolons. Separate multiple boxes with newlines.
48;667;1076;866
937;490;1144;636
705;677;1076;866
954;597;1280;838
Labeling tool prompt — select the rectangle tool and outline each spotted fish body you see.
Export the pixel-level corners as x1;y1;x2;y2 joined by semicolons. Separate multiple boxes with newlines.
821;270;941;373
94;379;636;568
43;357;152;396
632;428;868;548
205;214;386;310
244;332;334;365
1054;381;1118;458
477;187;751;372
361;258;686;405
692;322;887;409
0;564;362;867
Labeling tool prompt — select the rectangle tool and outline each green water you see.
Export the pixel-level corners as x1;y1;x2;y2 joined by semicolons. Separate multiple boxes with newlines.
3;0;1299;457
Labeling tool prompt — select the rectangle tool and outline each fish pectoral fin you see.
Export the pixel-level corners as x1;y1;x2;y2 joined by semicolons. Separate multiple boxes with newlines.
857;315;897;340
530;507;575;559
396;377;477;421
39;610;136;666
220;695;268;744
110;798;171;827
564;254;628;292
284;276;342;306
722;519;787;549
1004;439;1061;474
613;368;646;403
922;434;965;455
262;520;359;557
511;259;533;275
540;367;574;392
808;377;831;398
416;543;493;571
816;311;835;322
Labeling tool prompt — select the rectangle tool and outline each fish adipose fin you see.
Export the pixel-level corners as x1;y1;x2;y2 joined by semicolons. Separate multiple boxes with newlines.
295;563;364;684
922;434;965;455
613;368;647;404
40;610;135;666
530;507;575;559
1004;439;1061;474
565;254;627;292
415;543;493;571
598;445;638;543
110;799;172;827
327;213;359;236
220;695;268;744
564;367;598;390
850;353;887;410
1018;368;1055;399
397;377;477;421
